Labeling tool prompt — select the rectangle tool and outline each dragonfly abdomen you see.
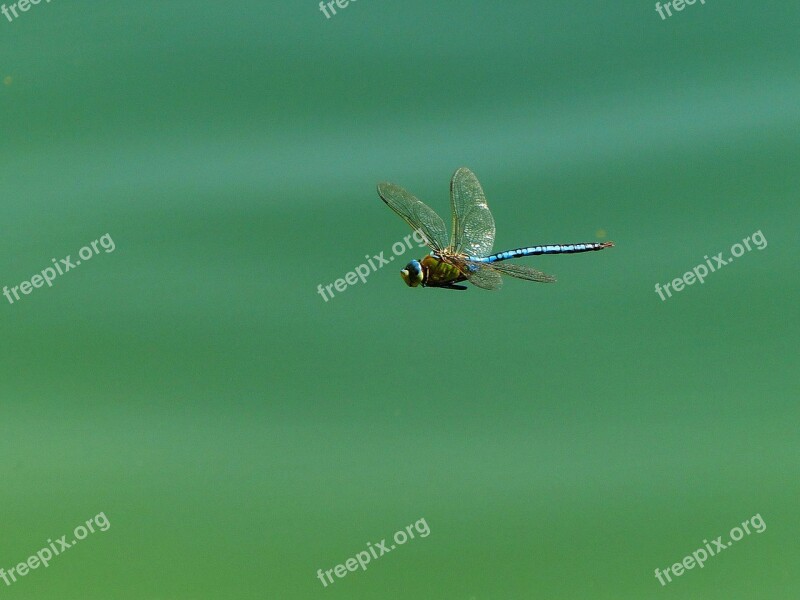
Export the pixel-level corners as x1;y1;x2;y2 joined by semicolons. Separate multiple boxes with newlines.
475;242;614;263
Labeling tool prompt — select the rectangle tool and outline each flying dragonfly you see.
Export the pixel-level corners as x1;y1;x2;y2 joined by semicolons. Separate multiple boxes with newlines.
377;167;613;290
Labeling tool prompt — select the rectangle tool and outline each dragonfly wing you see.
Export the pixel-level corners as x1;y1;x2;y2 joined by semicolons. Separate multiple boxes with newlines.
458;260;504;290
450;167;496;257
377;182;449;253
485;261;556;283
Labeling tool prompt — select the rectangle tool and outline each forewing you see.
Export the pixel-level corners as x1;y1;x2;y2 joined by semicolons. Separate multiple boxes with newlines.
450;167;496;257
377;182;449;252
486;261;556;283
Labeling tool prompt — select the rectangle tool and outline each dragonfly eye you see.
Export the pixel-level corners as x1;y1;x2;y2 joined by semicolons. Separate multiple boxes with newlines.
400;260;423;287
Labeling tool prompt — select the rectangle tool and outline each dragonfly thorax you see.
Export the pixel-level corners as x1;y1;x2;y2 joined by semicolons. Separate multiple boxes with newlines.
400;260;424;287
401;255;467;288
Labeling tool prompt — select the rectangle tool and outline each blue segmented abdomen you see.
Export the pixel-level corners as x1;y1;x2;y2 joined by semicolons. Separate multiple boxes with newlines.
470;242;612;263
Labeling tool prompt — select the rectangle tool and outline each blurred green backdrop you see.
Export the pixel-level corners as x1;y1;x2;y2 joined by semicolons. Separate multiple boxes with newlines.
1;1;798;598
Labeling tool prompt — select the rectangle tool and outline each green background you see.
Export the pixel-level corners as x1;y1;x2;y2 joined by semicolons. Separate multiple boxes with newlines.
1;1;798;598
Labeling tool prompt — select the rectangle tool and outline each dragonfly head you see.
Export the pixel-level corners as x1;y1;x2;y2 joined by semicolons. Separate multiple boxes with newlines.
400;259;424;287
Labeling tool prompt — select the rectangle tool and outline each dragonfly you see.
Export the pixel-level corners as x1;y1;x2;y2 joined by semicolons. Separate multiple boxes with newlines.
377;167;613;290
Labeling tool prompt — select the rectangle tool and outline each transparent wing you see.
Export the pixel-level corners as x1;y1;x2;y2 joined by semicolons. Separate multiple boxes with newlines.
457;260;504;290
449;167;496;257
377;182;449;253
451;258;556;290
485;261;556;283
